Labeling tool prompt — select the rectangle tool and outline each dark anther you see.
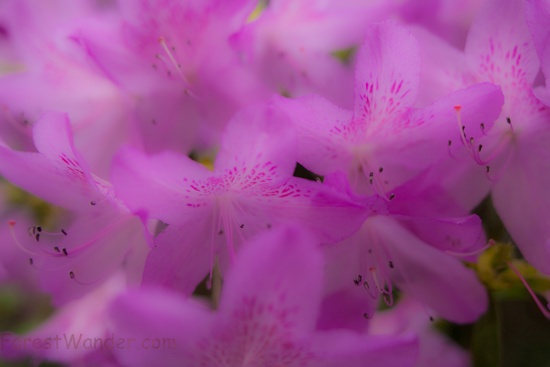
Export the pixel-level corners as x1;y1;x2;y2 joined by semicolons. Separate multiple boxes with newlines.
388;261;394;269
36;226;42;233
90;201;97;206
369;172;374;177
62;248;68;256
448;140;452;146
363;281;370;290
363;312;370;319
506;117;511;124
486;166;490;173
29;258;33;265
378;167;384;173
353;274;363;286
69;271;75;279
478;145;483;152
218;230;224;235
267;223;272;229
389;193;395;200
368;249;373;254
480;123;485;130
61;229;67;236
54;246;60;253
35;233;40;242
240;224;244;229
429;316;434;322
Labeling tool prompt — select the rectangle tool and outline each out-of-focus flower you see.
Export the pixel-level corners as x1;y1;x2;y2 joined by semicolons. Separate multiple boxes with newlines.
0;113;149;305
107;225;419;367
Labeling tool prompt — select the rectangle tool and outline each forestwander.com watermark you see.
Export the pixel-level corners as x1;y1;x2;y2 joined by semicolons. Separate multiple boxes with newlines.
1;332;176;351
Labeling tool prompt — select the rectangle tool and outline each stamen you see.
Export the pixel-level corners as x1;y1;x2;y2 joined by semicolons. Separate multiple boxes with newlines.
361;160;393;201
453;105;469;148
157;37;186;81
353;274;363;286
506;117;515;132
508;261;550;319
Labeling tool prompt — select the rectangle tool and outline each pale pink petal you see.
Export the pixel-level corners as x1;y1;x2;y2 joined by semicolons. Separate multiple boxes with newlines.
219;225;324;333
273;94;354;175
410;25;477;105
367;216;488;323
112;147;212;223
370;298;473;367
466;0;540;100
526;0;550;104
312;332;418;367
366;83;503;192
141;217;213;295
352;22;420;137
2;273;126;364
492;126;550;274
249;178;372;245
214;101;297;185
108;287;213;367
31;212;146;306
0;113;101;211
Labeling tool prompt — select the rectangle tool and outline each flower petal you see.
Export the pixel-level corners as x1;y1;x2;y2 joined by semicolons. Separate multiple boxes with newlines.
353;22;420;137
492;126;550;274
368;216;488;323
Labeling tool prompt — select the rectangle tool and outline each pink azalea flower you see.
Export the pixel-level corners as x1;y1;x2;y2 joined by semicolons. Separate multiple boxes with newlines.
72;0;270;152
0;112;149;305
452;0;550;274
319;173;488;324
274;21;504;197
107;225;419;367
112;102;381;294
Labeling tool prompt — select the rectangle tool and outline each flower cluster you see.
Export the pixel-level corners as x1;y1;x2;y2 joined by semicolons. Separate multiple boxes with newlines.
0;0;549;366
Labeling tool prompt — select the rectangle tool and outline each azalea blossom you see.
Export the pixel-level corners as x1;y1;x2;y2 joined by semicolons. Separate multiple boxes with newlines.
107;225;419;367
0;113;148;304
112;102;381;294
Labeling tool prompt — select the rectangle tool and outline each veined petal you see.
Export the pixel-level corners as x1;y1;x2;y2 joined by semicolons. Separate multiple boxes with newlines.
0;113;104;211
219;226;324;332
214;101;297;185
352;22;420;137
466;0;540;100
